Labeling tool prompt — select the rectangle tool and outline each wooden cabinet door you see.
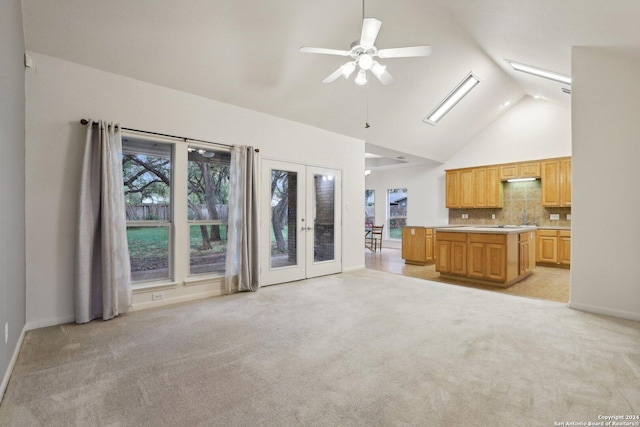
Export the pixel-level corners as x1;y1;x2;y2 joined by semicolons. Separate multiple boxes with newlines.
450;242;467;275
402;227;425;262
519;162;541;178
538;235;558;263
560;158;571;207
460;169;475;208
500;164;518;180
519;240;530;275
486;244;506;281
446;170;460;208
474;168;487;208
435;241;450;273
485;167;503;208
468;242;486;278
425;232;434;262
541;160;561;206
559;231;571;265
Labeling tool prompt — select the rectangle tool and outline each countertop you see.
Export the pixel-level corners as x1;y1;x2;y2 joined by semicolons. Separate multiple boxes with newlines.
404;224;571;231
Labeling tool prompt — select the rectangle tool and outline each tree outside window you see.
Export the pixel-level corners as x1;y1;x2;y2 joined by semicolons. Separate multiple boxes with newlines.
387;188;407;239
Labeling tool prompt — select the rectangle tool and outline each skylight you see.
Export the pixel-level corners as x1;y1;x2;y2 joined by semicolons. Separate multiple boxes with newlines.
505;60;571;85
423;72;480;126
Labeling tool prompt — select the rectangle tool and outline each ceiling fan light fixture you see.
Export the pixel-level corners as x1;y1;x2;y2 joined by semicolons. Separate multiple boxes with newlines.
341;62;356;78
355;69;368;85
505;59;571;85
358;54;373;70
424;72;480;125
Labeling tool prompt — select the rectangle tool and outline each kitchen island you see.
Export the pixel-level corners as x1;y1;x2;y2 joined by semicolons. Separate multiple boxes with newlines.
435;226;536;287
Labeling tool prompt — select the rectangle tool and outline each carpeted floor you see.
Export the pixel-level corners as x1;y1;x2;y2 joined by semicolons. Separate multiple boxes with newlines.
1;269;639;426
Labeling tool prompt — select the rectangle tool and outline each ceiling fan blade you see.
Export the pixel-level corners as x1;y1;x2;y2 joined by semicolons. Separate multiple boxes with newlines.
374;69;395;86
322;66;345;83
377;45;432;58
360;18;382;47
299;46;351;56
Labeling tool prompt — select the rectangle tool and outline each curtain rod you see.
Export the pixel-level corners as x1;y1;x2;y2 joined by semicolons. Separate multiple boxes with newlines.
80;119;259;152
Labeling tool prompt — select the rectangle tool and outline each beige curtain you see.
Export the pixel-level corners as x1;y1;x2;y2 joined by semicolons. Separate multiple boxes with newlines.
225;145;260;292
75;120;132;323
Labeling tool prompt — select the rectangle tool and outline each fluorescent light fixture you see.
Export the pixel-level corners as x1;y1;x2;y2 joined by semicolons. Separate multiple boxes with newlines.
505;60;571;85
424;72;480;125
507;177;537;183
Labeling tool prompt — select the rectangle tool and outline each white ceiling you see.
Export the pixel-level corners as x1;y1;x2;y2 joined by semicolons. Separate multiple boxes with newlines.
21;0;640;165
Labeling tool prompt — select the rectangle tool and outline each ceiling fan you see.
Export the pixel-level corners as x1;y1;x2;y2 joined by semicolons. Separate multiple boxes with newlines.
300;17;432;86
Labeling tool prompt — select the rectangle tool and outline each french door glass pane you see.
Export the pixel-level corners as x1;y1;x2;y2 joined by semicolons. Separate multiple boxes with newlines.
189;224;227;275
126;226;170;282
271;170;297;268
314;174;335;262
365;189;375;226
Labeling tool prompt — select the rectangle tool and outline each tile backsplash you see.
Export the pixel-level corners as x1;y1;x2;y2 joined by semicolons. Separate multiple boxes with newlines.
449;180;571;227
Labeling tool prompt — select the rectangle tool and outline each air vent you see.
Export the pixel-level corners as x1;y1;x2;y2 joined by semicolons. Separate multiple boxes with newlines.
562;88;571;94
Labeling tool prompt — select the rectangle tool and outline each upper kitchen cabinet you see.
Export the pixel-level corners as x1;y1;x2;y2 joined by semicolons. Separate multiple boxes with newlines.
446;167;503;209
541;157;571;207
499;161;541;180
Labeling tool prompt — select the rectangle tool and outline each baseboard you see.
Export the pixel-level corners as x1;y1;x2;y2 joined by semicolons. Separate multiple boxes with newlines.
568;301;640;322
132;288;224;311
1;324;27;405
26;315;76;331
343;265;365;273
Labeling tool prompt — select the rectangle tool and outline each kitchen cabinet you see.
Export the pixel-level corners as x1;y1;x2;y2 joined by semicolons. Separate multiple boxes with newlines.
435;232;467;275
558;230;571;265
468;233;506;281
519;231;536;276
401;226;435;265
446;170;461;208
446;166;502;209
435;228;530;287
460;169;475;208
499;161;541;180
542;158;571;207
536;229;570;267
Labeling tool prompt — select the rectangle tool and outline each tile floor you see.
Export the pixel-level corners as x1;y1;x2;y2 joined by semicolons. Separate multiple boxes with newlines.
365;248;570;303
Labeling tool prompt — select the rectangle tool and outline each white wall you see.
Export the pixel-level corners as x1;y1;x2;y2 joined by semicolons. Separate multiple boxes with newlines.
0;0;27;398
365;96;572;248
445;96;571;170
25;53;364;329
570;47;640;321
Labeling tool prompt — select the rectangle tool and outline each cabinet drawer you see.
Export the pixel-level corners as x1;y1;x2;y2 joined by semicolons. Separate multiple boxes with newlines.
538;229;558;237
559;230;571;237
468;233;506;244
436;232;467;242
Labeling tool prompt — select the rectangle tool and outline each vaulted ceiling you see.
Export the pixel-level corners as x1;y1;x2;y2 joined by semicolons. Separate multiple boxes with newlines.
21;0;640;165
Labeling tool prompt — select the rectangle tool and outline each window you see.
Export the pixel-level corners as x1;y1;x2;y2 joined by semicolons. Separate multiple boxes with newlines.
122;137;232;285
365;189;375;226
122;139;173;282
387;188;407;239
187;146;230;276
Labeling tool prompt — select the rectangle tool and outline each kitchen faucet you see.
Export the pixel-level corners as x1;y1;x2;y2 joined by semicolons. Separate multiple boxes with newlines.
520;209;530;225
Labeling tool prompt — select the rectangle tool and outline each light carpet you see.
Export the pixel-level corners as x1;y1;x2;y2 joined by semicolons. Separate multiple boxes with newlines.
1;269;639;426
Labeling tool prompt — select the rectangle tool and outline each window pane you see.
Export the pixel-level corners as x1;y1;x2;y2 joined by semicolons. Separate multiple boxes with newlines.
187;149;230;221
122;139;171;221
314;174;335;262
270;170;298;268
388;188;407;239
365;189;375;226
126;226;170;282
190;224;227;275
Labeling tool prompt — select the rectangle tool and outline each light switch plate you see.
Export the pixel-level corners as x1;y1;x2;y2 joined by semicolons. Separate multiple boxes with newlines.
550;214;560;221
567;214;571;220
491;214;496;219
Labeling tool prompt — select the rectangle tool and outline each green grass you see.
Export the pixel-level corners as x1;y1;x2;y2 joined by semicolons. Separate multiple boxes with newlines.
389;227;403;239
126;227;169;260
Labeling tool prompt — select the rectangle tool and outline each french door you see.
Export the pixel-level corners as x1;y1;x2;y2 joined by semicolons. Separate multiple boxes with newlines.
261;160;342;286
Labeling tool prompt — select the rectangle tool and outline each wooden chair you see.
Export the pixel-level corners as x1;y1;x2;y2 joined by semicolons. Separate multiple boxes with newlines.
369;225;384;252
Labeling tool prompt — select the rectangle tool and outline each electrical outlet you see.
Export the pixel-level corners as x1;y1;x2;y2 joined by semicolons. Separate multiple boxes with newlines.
491;214;496;220
550;214;560;221
5;322;8;344
461;213;468;219
567;214;571;220
152;292;164;301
